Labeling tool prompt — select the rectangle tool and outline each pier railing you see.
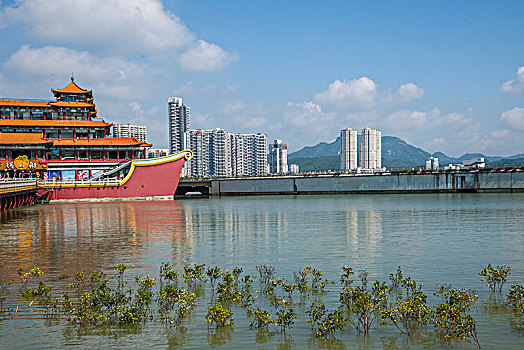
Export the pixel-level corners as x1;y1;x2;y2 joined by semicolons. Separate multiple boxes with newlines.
38;177;122;187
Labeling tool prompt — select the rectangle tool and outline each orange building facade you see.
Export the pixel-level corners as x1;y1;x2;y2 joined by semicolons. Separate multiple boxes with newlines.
0;77;150;180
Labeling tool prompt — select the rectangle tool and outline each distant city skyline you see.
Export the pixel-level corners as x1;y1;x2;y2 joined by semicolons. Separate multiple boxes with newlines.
0;1;523;156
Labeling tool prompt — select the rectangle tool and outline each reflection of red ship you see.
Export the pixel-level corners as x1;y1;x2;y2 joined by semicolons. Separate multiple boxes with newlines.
38;150;192;201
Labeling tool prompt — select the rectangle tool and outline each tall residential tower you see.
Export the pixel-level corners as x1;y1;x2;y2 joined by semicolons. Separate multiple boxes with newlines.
168;97;190;154
340;128;358;171
359;127;381;170
269;139;288;174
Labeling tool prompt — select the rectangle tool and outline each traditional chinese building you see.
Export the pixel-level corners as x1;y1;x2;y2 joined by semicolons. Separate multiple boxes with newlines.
0;77;150;180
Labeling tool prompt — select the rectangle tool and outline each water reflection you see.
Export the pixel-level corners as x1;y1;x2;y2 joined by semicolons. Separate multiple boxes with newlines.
0;201;188;284
345;210;383;257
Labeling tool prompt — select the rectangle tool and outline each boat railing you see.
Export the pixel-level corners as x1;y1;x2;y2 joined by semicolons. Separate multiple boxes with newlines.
38;177;123;186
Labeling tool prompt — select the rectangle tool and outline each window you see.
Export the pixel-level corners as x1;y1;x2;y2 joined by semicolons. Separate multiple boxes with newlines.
76;129;88;138
105;151;117;159
77;150;88;160
61;130;74;139
91;151;102;159
61;150;75;160
46;130;59;139
47;150;60;160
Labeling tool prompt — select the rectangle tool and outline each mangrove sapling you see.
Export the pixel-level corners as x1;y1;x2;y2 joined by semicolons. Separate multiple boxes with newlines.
293;267;309;296
18;267;43;289
433;284;481;348
340;271;389;334
306;301;345;338
479;263;511;293
249;307;273;329
183;263;207;288
275;308;296;334
255;264;276;287
206;266;221;302
206;305;234;328
159;262;179;287
115;264;127;293
507;284;524;328
281;280;297;299
389;266;403;291
383;274;431;336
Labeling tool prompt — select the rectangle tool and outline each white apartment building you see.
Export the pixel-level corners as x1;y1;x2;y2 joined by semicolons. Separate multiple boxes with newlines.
113;124;147;143
148;148;168;158
236;133;268;176
359;127;382;170
269;139;288;174
426;156;439;170
289;164;299;174
168;97;190;155
340;128;358;172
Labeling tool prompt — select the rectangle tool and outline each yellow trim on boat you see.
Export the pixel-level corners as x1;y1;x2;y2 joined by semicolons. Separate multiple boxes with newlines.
38;150;192;189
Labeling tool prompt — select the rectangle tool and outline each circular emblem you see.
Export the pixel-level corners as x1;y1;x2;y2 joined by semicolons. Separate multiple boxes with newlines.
14;155;30;170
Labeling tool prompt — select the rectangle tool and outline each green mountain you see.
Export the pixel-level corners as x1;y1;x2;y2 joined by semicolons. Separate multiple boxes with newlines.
288;135;431;170
287;136;523;171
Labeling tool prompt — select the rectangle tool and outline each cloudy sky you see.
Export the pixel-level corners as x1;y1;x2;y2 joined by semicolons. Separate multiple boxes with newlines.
1;0;523;156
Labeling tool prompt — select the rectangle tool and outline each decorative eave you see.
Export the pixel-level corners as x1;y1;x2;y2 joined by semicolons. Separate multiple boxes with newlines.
0;132;53;145
50;101;95;108
0;119;112;128
51;76;93;97
54;137;151;147
0;100;51;108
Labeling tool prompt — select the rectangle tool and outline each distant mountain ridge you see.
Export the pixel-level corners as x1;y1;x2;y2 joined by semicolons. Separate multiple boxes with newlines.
288;136;523;170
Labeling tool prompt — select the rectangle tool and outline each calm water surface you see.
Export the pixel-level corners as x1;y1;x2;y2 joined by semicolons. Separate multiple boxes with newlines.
0;193;523;349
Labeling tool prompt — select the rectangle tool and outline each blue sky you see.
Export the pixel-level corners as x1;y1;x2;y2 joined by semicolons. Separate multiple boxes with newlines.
1;0;523;156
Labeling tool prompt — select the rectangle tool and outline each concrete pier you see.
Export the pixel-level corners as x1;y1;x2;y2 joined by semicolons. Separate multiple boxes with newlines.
176;171;524;196
0;179;38;211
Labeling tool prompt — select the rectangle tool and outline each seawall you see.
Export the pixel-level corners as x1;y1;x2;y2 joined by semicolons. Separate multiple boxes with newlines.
177;171;524;196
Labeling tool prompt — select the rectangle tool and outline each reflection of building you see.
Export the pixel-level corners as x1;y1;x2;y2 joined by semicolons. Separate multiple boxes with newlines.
340;128;358;172
359;127;381;171
168;97;190;155
113;124;147;143
0;77;150;180
345;210;383;257
269;139;288;174
0;200;189;285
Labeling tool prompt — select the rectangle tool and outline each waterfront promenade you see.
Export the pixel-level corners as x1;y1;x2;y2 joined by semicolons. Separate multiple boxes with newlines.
0;178;38;211
177;170;524;196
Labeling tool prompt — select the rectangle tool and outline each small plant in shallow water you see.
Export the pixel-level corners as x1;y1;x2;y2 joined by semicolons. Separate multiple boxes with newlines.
478;263;511;293
340;271;389;334
275;308;296;334
383;268;432;336
255;265;276;286
206;305;234;327
507;284;524;329
248;307;273;329
306;301;345;338
433;284;480;348
160;262;179;287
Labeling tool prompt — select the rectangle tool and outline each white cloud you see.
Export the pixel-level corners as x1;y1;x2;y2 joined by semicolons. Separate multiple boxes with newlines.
218;99;268;131
313;78;423;110
172;80;196;96
382;108;474;131
500;107;524;130
501;67;524;93
313;77;378;109
2;45;156;99
3;0;195;55
178;40;239;72
387;83;424;104
281;101;337;150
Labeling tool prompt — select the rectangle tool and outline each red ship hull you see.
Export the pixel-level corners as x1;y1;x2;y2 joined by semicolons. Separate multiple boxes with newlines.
38;151;191;201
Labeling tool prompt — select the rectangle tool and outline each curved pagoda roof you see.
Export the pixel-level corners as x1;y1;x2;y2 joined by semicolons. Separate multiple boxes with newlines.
52;76;93;97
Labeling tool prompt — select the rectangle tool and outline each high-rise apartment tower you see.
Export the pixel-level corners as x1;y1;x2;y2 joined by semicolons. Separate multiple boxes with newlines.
269;139;288;174
359;127;381;170
168;97;190;154
340;128;358;171
113;124;147;143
